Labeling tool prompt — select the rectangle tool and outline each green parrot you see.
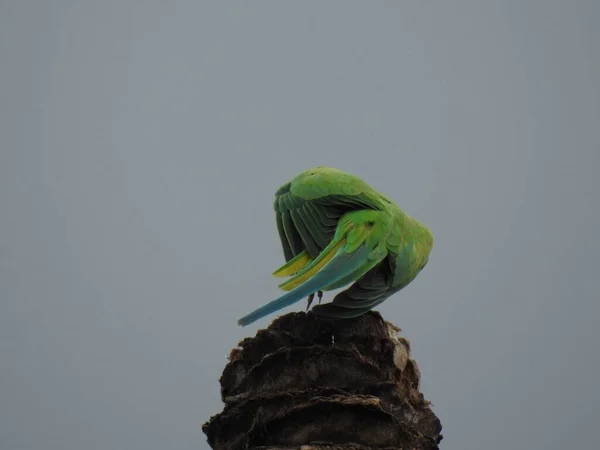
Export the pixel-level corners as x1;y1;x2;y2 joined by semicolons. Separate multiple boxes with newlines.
237;166;433;327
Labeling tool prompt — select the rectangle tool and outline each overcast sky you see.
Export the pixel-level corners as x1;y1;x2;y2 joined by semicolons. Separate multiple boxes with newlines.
1;2;599;449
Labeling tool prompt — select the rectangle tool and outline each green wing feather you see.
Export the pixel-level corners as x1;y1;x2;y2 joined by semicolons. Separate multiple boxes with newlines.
274;167;387;260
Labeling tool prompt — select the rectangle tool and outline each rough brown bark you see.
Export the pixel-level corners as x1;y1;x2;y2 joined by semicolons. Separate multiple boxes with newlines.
203;311;443;449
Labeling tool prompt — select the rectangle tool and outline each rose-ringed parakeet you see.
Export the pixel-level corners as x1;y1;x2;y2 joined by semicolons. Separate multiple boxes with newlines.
237;166;433;327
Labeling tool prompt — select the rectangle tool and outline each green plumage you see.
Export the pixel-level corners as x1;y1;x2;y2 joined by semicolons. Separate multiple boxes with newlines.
237;166;433;326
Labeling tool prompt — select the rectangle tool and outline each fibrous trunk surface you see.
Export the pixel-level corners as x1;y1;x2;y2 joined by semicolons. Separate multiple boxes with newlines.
203;311;442;449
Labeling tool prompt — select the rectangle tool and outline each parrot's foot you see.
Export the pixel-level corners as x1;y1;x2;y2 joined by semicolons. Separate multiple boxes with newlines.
306;291;324;311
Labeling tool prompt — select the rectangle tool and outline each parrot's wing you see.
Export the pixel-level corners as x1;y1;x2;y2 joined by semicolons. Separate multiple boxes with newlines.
274;167;386;263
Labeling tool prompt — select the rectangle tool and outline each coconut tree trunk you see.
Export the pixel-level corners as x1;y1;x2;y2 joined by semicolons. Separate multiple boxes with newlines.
203;311;443;449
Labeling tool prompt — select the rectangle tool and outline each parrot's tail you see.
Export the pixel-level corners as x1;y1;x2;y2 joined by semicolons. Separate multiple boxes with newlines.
237;243;370;326
237;209;389;326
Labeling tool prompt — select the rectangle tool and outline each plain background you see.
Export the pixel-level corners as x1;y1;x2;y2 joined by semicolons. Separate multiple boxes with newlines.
1;2;599;449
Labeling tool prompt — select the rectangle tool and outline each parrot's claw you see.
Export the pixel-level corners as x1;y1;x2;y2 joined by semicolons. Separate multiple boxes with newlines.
306;291;323;311
306;293;315;311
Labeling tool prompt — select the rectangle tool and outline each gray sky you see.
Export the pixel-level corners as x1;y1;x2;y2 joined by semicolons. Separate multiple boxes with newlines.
1;2;599;449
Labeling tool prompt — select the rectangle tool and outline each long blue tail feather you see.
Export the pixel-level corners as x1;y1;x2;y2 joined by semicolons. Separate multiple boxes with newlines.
237;244;369;326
